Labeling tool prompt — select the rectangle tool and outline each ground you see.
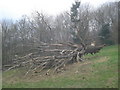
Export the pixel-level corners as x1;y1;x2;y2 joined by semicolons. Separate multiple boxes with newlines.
2;45;118;88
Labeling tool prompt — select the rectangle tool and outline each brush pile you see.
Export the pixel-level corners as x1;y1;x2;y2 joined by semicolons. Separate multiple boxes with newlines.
3;42;85;75
3;42;105;76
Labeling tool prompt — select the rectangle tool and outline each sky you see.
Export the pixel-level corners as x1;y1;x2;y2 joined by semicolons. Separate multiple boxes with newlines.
0;0;118;20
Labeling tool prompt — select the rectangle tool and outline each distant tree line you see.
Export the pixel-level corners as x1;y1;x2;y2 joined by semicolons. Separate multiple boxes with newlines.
1;1;118;65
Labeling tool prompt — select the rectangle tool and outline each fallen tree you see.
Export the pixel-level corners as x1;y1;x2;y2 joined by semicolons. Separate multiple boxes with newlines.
84;44;106;55
3;41;106;77
3;42;86;76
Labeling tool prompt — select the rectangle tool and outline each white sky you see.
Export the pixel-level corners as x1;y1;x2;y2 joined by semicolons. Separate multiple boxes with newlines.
0;0;118;20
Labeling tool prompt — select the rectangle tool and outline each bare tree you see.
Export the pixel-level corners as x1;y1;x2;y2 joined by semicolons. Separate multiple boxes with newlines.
53;13;72;43
94;2;118;44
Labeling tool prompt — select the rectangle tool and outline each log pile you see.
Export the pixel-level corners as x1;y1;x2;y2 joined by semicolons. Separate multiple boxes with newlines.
3;42;105;76
3;42;86;76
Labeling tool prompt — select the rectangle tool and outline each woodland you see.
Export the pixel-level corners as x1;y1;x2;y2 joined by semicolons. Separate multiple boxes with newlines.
1;1;119;76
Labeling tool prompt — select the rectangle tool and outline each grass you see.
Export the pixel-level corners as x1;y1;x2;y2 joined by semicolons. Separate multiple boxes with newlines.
2;45;118;88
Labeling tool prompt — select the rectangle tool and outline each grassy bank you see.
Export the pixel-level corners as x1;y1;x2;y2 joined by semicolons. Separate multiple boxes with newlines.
2;45;118;88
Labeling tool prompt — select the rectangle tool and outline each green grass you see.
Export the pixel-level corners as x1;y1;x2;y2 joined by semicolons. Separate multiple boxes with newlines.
2;45;118;88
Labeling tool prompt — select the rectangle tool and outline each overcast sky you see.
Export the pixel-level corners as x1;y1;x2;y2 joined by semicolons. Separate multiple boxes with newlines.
0;0;118;20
